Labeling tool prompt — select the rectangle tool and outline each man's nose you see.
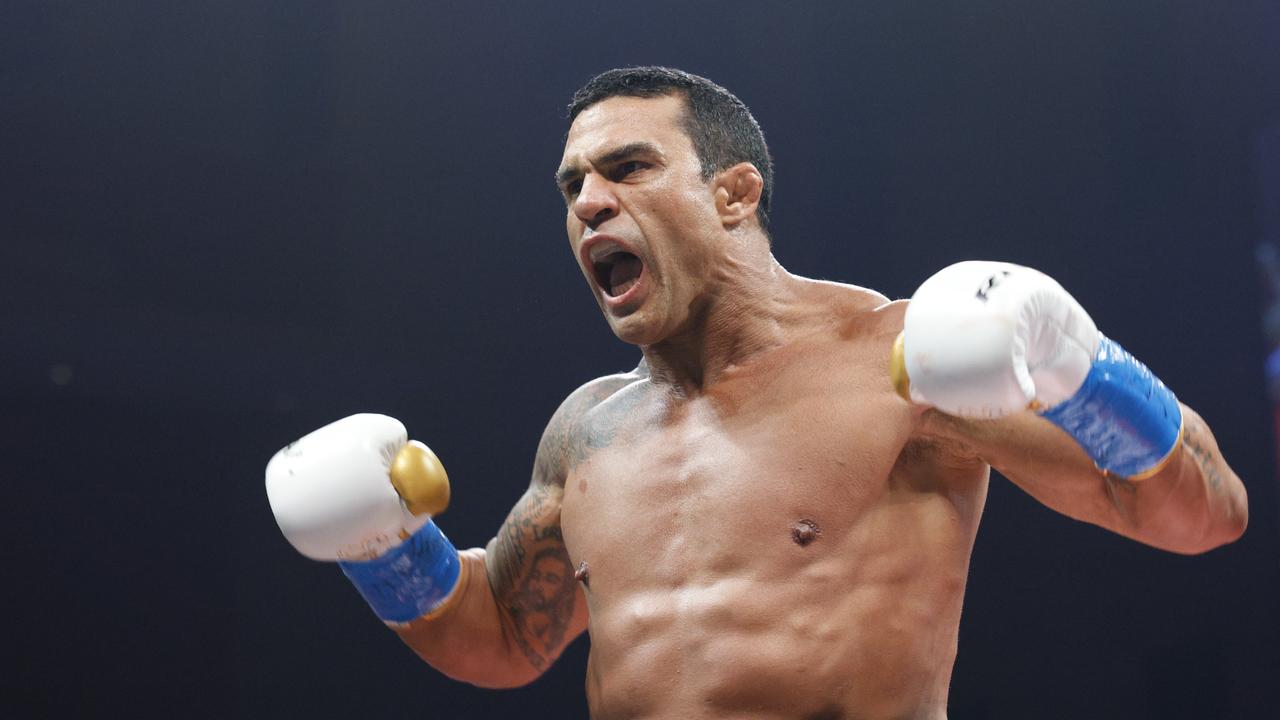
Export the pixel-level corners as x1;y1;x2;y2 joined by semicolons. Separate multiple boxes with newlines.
572;174;618;229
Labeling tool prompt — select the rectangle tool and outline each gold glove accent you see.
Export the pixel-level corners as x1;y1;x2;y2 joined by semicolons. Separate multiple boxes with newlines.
889;331;912;402
390;440;451;516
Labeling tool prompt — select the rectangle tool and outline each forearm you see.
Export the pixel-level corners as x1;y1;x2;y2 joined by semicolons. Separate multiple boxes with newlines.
1112;405;1248;553
939;404;1248;554
392;547;544;689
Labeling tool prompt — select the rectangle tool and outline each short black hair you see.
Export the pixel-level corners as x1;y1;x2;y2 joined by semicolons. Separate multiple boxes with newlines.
568;67;774;232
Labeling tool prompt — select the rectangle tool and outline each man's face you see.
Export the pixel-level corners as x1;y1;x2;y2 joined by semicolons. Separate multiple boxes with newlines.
557;94;725;345
530;556;567;606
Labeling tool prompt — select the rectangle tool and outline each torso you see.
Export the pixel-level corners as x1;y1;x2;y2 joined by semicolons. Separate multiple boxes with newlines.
559;283;990;720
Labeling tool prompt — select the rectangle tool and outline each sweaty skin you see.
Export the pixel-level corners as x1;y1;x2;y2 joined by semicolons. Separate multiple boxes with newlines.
392;93;1247;719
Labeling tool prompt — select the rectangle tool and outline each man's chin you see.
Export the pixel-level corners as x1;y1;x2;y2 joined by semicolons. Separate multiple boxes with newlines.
605;311;664;346
609;324;654;346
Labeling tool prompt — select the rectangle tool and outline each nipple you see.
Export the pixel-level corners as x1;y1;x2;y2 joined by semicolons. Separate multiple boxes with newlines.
791;519;821;547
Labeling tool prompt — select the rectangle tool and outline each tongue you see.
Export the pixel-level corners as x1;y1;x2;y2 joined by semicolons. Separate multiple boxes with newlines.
608;254;642;296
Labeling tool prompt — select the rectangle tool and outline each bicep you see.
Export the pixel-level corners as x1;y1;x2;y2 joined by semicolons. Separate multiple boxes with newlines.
481;371;637;670
483;464;588;672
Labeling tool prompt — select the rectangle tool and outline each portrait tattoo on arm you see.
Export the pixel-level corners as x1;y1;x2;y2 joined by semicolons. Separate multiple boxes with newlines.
486;373;644;671
489;482;576;672
486;393;591;673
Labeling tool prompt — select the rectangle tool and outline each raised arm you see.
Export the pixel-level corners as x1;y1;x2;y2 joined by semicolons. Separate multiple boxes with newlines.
922;403;1247;554
393;374;632;687
893;261;1248;555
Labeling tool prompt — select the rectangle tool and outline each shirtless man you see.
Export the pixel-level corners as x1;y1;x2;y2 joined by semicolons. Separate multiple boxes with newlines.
265;67;1249;719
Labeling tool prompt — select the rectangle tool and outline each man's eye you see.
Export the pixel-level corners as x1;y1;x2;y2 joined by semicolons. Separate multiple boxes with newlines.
564;179;582;197
614;161;646;179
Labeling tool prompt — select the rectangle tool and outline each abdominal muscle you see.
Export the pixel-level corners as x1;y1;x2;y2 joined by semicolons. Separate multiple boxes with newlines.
567;471;981;720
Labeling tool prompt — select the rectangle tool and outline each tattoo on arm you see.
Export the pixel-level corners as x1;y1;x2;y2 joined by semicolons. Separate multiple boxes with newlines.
1181;414;1224;491
487;374;643;671
1105;414;1224;512
488;392;597;671
1106;473;1139;495
565;381;641;473
489;482;576;671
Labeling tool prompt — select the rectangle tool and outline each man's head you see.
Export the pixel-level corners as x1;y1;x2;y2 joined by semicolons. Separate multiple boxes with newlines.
557;67;775;346
567;67;774;232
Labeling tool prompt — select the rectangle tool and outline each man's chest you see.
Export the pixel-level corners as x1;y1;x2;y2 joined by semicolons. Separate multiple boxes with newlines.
558;358;918;586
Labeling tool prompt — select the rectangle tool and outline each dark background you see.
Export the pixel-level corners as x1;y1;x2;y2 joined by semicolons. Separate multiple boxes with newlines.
4;2;1278;718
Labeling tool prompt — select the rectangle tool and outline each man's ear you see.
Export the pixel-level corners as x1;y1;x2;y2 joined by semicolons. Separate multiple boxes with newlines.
713;163;764;228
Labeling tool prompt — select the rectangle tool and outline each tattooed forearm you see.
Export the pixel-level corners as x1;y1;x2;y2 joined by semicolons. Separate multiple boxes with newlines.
1102;472;1139;520
1181;415;1224;491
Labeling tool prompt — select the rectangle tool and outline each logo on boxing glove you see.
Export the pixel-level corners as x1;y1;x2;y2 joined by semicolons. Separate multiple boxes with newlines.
975;270;1012;303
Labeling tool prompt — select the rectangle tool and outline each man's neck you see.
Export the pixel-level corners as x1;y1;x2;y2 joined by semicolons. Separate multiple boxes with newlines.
640;251;800;396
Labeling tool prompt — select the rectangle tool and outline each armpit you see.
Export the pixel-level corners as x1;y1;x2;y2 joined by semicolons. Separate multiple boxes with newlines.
890;432;990;502
916;407;983;456
903;412;988;471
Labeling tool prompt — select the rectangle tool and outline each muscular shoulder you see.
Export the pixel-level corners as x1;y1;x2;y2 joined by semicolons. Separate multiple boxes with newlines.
798;276;892;310
793;276;904;340
802;283;982;472
788;274;901;327
531;364;646;489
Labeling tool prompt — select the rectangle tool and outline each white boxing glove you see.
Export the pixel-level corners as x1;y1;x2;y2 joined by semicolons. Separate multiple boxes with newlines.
890;261;1183;479
893;260;1099;418
266;414;461;624
265;414;449;561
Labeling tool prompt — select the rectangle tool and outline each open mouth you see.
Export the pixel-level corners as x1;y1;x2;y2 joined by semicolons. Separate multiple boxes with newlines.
592;250;644;298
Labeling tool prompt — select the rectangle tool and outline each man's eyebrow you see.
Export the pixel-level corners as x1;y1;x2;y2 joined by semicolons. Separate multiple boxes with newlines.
554;164;581;188
555;142;664;188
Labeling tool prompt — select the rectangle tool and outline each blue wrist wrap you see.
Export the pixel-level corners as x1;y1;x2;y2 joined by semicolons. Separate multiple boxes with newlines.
338;518;461;624
1040;334;1182;478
